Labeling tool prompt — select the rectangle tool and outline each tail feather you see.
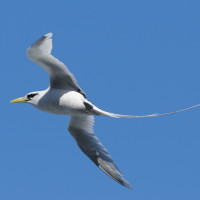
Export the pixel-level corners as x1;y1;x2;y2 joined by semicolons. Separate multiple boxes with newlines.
92;104;200;118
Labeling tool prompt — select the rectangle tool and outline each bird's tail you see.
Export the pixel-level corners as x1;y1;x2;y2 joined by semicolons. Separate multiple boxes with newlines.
92;104;200;118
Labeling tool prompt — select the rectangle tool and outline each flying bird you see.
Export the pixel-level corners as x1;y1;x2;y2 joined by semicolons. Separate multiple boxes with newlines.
11;33;200;189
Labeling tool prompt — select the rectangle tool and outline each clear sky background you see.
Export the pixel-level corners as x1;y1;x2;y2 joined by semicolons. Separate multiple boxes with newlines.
1;0;200;199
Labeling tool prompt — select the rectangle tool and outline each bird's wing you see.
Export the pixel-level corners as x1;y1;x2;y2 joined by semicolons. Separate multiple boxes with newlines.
68;114;132;189
27;33;86;97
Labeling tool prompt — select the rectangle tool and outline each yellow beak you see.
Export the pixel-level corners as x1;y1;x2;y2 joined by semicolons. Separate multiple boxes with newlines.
10;97;27;103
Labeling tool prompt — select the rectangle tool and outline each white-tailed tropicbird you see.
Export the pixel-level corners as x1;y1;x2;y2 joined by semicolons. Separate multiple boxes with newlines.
10;33;200;189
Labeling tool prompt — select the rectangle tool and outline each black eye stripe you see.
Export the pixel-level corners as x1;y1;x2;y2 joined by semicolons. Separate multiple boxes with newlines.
27;93;37;100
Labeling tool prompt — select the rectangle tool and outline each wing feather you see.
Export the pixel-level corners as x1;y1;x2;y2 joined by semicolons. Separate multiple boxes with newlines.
27;33;86;97
68;114;132;189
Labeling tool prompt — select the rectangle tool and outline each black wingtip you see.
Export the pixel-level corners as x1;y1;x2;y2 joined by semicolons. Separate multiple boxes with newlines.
120;179;133;190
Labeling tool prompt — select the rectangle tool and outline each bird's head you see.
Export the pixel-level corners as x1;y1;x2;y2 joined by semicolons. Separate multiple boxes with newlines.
10;92;40;105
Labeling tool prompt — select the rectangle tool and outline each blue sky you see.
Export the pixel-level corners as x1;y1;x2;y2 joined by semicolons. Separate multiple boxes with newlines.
1;0;200;199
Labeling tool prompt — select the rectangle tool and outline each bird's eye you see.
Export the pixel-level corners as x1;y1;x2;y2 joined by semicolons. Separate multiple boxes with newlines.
27;93;37;100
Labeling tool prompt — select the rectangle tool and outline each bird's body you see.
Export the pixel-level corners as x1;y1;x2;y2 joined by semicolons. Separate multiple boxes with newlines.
35;88;86;115
11;33;200;189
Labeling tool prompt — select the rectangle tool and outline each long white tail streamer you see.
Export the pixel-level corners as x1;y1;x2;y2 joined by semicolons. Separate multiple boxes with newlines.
95;103;200;118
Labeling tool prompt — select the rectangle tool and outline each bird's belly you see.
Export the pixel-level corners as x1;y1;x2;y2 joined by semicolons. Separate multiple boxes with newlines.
37;104;74;115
